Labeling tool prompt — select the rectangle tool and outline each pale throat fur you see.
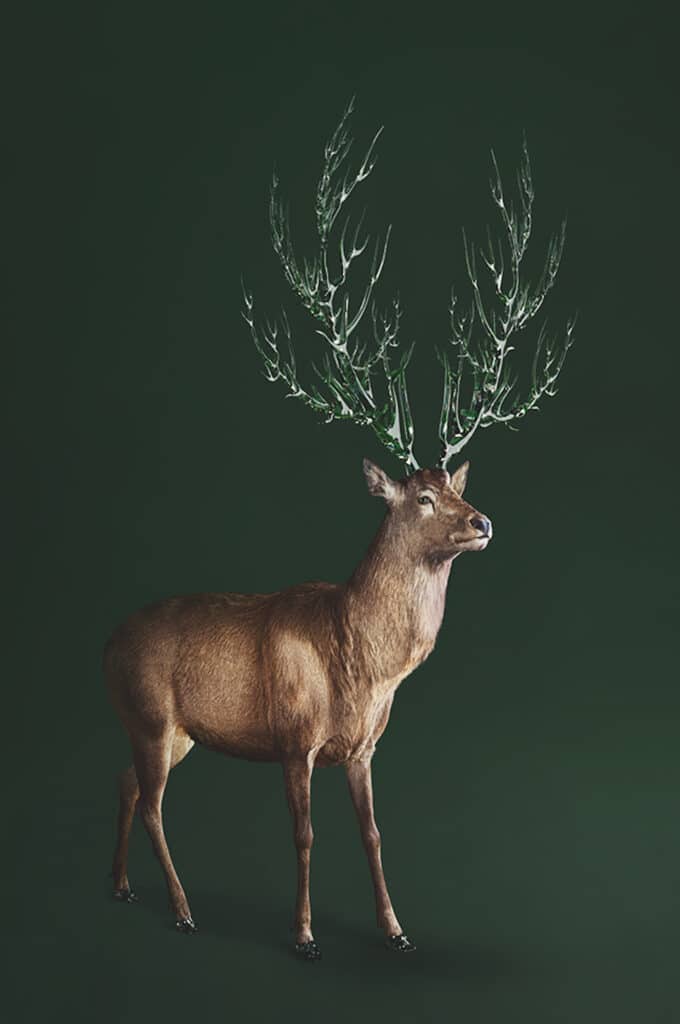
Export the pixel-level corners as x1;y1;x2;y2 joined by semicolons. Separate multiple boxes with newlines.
342;515;454;694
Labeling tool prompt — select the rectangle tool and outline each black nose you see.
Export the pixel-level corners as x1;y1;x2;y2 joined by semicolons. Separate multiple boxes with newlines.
470;515;492;537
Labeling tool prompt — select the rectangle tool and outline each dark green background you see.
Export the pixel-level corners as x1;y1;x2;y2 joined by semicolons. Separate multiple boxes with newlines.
6;6;679;1022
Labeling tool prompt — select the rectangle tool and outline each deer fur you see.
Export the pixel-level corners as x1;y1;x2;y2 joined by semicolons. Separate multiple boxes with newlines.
105;459;492;956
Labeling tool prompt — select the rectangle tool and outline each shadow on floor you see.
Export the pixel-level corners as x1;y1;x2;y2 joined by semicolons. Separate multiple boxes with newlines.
111;881;518;982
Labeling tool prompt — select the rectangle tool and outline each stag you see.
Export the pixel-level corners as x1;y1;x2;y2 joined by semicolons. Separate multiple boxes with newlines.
106;99;574;959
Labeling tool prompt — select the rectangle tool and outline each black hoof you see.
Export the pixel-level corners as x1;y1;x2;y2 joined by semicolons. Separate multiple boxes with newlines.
386;933;416;953
112;887;138;904
175;916;198;934
295;939;321;961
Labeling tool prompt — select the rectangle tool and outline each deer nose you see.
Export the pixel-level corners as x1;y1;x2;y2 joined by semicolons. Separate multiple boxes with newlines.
470;515;492;537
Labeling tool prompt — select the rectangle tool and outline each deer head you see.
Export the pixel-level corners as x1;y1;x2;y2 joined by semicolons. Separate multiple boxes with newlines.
363;457;492;563
242;97;574;487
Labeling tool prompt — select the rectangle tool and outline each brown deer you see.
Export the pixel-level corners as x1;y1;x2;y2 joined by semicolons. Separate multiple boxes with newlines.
105;99;574;960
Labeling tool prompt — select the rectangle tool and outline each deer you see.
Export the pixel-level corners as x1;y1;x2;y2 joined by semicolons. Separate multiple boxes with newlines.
105;98;575;960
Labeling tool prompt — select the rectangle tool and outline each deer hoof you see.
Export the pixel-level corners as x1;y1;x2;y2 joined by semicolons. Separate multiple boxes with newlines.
112;887;138;904
295;939;321;961
386;933;416;953
175;916;198;934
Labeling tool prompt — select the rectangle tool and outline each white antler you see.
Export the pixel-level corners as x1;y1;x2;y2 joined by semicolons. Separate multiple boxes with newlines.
243;108;575;472
242;97;419;471
437;137;575;469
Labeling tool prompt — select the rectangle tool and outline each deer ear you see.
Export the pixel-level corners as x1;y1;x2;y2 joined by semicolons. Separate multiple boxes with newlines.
362;458;399;503
449;460;469;496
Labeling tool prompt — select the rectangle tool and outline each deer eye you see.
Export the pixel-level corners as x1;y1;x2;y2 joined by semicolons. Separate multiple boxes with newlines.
418;495;434;506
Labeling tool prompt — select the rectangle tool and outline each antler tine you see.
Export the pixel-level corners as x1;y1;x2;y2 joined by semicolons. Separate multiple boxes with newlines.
244;99;420;472
437;141;575;469
244;112;573;474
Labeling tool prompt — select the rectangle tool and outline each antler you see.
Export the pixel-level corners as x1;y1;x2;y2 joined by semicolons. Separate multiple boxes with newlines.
243;107;575;473
242;97;419;471
437;137;576;469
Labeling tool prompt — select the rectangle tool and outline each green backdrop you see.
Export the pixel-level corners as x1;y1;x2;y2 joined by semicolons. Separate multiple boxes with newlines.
6;6;679;1022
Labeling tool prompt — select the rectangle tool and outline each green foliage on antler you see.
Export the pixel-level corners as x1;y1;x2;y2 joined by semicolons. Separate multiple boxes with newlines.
437;138;576;469
242;97;419;471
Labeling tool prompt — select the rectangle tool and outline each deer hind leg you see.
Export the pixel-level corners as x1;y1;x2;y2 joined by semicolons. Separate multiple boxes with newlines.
282;755;320;960
112;728;195;929
112;765;140;900
345;757;416;952
111;731;194;904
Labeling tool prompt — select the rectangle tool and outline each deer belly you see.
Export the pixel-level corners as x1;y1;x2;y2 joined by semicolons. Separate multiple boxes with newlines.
188;722;278;762
175;671;277;762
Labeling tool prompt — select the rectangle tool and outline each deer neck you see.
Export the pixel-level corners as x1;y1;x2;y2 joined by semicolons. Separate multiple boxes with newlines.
340;516;454;691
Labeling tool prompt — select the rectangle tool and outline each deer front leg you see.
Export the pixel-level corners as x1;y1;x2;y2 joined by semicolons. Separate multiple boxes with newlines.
282;755;320;960
345;757;416;952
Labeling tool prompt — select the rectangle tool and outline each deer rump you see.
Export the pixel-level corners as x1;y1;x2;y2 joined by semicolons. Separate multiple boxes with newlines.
104;585;397;768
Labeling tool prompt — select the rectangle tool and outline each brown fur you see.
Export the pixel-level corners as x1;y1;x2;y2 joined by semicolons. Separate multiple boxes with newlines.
105;459;491;947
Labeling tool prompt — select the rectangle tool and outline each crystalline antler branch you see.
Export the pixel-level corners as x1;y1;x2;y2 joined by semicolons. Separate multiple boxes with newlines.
437;137;576;469
242;97;419;471
243;106;576;473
